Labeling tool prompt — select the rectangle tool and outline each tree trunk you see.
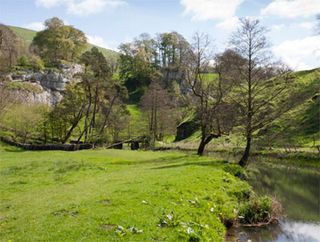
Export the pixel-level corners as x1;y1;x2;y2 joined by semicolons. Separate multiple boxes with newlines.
239;135;251;167
197;133;221;156
197;138;207;156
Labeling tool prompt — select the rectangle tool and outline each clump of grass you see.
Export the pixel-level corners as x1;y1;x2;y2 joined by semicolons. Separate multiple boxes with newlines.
178;222;210;242
52;207;79;217
237;195;281;225
114;225;143;237
158;211;181;228
223;164;248;180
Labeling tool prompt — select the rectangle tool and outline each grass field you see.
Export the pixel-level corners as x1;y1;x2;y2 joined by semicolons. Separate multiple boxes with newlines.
0;143;251;241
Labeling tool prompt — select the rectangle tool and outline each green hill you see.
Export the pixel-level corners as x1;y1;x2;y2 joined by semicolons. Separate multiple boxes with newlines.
176;68;320;148
9;25;119;60
258;68;320;147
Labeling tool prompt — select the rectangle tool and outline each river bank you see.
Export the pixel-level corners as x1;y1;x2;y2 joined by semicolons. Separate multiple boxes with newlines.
156;146;320;241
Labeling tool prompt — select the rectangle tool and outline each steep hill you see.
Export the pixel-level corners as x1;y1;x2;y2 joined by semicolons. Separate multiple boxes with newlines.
9;26;119;60
176;68;320;148
257;68;320;147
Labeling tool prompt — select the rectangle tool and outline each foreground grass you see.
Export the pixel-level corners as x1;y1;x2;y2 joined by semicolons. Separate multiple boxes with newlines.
0;144;251;241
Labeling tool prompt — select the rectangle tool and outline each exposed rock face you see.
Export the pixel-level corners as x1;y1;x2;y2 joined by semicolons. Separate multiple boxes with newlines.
7;64;83;106
11;88;64;106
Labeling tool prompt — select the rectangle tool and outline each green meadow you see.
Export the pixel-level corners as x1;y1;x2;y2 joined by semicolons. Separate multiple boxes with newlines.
0;143;251;241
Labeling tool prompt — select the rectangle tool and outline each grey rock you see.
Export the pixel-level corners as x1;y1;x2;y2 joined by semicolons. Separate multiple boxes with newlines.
7;64;83;106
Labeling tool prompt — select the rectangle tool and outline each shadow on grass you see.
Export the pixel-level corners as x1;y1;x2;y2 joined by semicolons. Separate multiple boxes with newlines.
153;159;228;170
4;148;26;153
106;154;190;166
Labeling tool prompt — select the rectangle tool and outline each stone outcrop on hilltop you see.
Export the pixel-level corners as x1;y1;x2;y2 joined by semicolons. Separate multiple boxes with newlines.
3;64;83;106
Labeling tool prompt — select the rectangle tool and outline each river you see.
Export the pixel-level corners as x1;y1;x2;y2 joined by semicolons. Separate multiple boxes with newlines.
223;155;320;242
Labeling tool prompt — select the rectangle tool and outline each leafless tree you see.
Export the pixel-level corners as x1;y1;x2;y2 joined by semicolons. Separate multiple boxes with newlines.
0;80;16;118
230;18;292;167
141;75;177;146
186;33;238;155
0;24;24;72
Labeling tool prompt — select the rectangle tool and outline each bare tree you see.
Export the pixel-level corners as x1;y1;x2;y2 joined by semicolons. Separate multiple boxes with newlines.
141;75;176;146
230;18;292;167
0;24;24;72
186;33;237;155
0;80;16;118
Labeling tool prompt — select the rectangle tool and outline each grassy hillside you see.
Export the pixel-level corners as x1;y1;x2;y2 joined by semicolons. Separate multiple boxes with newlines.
0;143;253;241
9;26;36;45
9;26;119;60
173;68;320;149
258;68;320;147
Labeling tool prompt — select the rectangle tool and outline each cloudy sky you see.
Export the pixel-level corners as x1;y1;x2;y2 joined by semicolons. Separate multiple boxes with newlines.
1;0;319;70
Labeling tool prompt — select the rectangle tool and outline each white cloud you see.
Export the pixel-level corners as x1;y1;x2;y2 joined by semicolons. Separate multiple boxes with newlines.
86;34;117;50
180;0;243;30
270;24;285;31
273;36;320;70
296;21;314;30
215;17;239;31
24;22;45;31
261;0;320;18
35;0;63;8
35;0;126;16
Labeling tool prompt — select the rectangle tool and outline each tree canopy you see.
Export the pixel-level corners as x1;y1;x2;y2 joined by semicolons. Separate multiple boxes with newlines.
31;17;87;66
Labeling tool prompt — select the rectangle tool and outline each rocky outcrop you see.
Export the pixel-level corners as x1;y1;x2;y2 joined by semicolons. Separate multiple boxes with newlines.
6;64;83;106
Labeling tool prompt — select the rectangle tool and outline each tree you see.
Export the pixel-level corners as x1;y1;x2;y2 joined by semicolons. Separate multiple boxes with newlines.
47;82;86;143
157;32;191;87
2;104;47;143
0;24;24;72
186;33;238;155
141;76;177;146
77;47;127;143
118;32;192;102
46;47;127;145
119;36;156;102
31;17;87;66
230;18;292;167
0;78;17;118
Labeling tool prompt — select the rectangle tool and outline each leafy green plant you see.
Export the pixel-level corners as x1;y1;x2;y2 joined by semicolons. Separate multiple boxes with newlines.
238;195;272;224
158;211;181;227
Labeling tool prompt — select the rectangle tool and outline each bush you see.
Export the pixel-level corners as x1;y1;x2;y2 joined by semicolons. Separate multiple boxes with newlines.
17;55;30;67
29;55;44;71
238;195;272;224
16;55;44;71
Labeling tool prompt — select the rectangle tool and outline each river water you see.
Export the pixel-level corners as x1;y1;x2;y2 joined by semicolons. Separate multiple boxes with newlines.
225;157;320;242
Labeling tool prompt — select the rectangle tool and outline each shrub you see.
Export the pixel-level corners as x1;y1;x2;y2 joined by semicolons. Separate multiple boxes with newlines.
17;55;30;67
16;55;44;71
238;195;272;224
29;55;44;71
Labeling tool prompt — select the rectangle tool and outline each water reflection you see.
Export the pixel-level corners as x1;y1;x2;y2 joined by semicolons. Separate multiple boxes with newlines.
227;159;320;242
227;220;320;242
248;163;320;222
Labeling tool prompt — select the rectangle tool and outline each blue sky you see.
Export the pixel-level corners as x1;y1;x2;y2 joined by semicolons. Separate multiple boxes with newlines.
0;0;319;70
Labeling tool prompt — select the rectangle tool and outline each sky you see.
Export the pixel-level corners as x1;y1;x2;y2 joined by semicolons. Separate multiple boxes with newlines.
0;0;319;70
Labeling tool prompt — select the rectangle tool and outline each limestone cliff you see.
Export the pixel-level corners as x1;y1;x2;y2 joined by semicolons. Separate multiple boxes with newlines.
4;64;83;106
